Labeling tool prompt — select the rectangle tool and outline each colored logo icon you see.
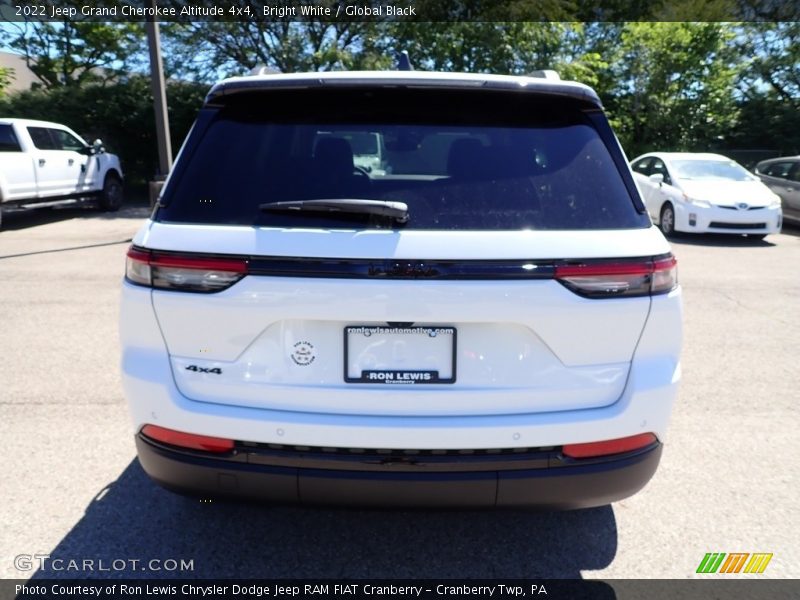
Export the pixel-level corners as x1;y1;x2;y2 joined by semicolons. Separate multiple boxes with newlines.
696;553;773;574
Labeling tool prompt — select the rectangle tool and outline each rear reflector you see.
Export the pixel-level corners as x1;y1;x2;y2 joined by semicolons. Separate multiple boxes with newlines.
126;246;247;293
562;433;658;459
141;425;234;453
555;254;677;298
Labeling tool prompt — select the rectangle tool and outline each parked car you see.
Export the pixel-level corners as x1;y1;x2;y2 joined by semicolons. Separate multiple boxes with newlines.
754;156;800;225
121;70;682;509
0;118;123;228
631;152;782;239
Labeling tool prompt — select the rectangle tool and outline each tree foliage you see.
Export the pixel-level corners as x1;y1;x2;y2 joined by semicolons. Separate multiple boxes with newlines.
738;22;800;109
0;77;207;184
1;17;798;180
0;11;143;89
602;22;740;156
160;19;389;81
0;66;14;97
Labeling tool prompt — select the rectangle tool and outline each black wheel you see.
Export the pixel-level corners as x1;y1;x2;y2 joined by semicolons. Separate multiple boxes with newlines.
99;173;123;211
659;203;676;236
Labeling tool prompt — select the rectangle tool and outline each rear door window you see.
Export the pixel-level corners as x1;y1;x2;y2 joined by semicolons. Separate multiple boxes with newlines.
27;127;58;150
763;162;794;179
0;124;21;152
158;90;648;231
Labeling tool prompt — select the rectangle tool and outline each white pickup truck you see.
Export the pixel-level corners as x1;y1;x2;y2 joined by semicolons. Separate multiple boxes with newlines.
0;118;123;228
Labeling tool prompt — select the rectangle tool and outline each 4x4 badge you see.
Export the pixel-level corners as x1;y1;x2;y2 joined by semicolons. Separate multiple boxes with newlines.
185;365;222;374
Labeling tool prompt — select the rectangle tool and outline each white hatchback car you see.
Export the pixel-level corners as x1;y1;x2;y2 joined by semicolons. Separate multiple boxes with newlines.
121;71;682;509
631;152;783;239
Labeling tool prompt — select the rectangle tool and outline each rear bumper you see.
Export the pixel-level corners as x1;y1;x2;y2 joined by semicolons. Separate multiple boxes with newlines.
136;434;663;509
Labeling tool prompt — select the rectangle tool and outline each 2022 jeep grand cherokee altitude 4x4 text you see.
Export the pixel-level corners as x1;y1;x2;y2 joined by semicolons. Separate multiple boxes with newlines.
120;71;682;509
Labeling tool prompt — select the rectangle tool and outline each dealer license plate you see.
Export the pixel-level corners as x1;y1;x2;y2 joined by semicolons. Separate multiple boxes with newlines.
344;325;456;384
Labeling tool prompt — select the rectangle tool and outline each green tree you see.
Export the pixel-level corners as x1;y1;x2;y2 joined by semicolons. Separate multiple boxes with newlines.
738;22;800;109
0;66;14;97
728;22;800;156
1;13;143;89
603;22;741;156
161;18;389;81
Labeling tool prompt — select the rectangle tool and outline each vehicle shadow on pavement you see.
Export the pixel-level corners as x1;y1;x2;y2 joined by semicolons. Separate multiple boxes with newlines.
30;459;618;580
668;233;776;247
1;204;150;231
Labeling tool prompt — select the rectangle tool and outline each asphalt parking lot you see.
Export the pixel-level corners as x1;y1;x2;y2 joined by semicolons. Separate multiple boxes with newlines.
1;204;798;580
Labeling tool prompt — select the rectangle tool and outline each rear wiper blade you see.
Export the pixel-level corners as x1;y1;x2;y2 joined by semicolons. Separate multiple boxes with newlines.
259;198;409;223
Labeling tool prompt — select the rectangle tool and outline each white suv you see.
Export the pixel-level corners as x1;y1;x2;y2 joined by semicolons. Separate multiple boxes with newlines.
121;71;682;509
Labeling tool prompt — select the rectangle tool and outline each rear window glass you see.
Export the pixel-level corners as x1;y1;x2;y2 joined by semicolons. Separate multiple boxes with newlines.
27;127;58;150
0;124;21;151
158;90;646;231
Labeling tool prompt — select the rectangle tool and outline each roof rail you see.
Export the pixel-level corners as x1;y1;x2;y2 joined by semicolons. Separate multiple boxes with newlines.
528;70;561;81
249;65;281;76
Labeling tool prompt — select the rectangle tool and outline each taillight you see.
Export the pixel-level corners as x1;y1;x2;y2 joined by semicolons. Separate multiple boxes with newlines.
555;254;677;298
141;425;234;453
125;246;247;293
562;433;658;459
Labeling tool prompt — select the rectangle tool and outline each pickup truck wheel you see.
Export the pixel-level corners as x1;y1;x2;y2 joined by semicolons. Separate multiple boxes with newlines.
99;174;123;212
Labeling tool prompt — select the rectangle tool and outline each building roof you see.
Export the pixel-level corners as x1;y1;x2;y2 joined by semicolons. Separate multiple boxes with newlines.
0;51;40;93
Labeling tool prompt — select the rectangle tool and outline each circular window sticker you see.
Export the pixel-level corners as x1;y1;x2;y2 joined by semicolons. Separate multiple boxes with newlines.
291;341;316;366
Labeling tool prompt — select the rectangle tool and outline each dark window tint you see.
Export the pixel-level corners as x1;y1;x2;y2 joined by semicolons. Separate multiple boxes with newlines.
158;92;647;231
0;124;21;152
650;158;672;185
763;162;794;179
632;157;653;175
50;129;85;151
788;164;800;183
27;127;58;150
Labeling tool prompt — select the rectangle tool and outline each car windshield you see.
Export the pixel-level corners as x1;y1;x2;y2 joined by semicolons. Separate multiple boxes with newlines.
671;159;754;182
157;90;647;231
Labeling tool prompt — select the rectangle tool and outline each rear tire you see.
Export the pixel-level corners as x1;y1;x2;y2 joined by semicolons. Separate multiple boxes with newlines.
99;173;123;212
659;203;676;237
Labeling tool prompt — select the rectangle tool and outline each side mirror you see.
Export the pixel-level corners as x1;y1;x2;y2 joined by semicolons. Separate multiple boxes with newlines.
92;139;106;154
648;173;664;185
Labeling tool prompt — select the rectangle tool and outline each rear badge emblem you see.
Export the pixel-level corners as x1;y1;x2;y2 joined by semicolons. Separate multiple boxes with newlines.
291;341;316;366
185;365;222;374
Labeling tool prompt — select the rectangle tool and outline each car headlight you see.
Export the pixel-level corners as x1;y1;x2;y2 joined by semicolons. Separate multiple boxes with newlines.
768;196;782;208
683;195;712;208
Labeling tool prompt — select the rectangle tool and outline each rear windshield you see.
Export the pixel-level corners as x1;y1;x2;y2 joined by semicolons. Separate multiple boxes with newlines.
158;90;646;230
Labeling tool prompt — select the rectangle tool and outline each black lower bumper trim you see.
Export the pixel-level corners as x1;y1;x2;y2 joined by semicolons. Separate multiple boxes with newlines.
135;435;662;509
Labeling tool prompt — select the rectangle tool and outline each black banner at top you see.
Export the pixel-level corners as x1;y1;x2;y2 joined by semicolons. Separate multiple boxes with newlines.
0;0;798;23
